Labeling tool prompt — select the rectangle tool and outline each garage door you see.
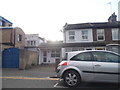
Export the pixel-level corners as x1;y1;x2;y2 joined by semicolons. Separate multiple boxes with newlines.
2;48;19;68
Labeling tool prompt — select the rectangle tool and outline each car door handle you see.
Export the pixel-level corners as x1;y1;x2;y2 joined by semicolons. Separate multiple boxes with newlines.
94;64;101;67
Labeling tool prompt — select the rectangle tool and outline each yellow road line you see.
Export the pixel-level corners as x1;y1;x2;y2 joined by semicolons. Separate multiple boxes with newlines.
0;77;60;81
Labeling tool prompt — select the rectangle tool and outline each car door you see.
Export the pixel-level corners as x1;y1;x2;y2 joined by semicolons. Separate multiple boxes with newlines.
92;51;120;83
70;52;94;82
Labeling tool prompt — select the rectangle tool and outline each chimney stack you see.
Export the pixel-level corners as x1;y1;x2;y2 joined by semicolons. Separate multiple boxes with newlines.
108;12;117;22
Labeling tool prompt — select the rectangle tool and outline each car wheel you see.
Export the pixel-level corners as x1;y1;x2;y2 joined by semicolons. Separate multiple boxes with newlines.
63;70;81;87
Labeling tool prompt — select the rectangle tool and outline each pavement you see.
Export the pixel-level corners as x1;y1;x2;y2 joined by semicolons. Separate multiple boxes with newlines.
2;64;60;88
2;64;57;78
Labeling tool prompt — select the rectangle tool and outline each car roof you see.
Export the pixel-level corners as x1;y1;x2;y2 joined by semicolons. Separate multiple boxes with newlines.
66;50;119;60
67;50;118;54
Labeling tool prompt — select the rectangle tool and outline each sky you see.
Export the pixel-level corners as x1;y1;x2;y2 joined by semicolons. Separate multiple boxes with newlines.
0;0;119;41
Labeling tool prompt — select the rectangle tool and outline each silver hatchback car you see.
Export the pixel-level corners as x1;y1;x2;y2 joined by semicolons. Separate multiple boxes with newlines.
57;50;120;87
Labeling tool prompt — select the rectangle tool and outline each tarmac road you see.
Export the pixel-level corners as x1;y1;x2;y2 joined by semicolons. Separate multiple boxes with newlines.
2;64;120;89
2;64;59;88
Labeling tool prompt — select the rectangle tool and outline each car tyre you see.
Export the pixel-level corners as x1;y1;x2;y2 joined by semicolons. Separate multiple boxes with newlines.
63;70;81;87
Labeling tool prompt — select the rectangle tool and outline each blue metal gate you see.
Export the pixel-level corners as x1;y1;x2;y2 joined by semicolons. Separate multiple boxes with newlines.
2;48;19;68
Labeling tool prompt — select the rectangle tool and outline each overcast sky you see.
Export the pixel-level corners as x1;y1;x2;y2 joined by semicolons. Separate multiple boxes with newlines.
0;0;119;41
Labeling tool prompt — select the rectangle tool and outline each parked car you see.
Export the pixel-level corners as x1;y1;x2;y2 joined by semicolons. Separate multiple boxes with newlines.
56;50;120;87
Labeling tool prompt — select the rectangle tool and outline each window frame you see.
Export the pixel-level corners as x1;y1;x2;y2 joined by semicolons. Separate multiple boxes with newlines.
97;29;105;41
81;30;88;40
18;34;22;42
51;50;60;57
91;51;120;63
68;31;75;40
70;52;93;61
112;28;120;40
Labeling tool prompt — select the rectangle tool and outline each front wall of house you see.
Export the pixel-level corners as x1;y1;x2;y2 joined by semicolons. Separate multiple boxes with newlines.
1;29;13;44
65;29;93;43
40;49;61;64
93;28;120;43
14;27;25;49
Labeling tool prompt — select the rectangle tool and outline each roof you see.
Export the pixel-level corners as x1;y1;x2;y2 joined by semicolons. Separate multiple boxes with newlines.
64;21;120;30
25;42;106;49
0;16;13;25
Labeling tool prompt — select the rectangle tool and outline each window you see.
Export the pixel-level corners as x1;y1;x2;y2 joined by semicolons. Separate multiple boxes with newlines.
31;41;33;46
43;51;47;56
97;29;105;41
34;41;36;45
51;50;60;57
92;52;120;63
18;34;22;42
85;48;92;50
69;31;75;40
0;20;2;26
43;58;47;62
95;47;105;50
112;28;120;40
27;41;30;45
81;30;88;40
105;53;120;63
70;52;92;61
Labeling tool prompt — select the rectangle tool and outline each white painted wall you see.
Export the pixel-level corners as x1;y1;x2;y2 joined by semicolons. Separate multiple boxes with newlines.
65;29;93;43
25;34;44;46
40;50;62;64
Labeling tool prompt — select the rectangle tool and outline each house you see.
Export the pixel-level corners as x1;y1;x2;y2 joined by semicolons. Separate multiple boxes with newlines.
1;17;39;69
62;15;120;56
25;34;46;64
25;34;45;47
25;34;45;51
37;13;120;64
0;16;25;50
39;41;62;64
25;34;63;64
0;16;13;27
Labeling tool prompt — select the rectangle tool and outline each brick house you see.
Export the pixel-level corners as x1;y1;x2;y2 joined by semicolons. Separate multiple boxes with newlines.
62;21;120;56
0;16;25;50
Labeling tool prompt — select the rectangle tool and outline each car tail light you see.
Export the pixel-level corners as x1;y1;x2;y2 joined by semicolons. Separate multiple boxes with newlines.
58;61;68;66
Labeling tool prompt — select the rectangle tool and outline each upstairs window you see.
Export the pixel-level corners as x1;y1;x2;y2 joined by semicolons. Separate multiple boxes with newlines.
112;28;120;40
18;34;22;42
81;30;88;40
69;31;75;40
97;29;105;41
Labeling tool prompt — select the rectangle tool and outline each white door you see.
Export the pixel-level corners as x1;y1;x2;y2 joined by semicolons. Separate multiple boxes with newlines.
92;51;120;83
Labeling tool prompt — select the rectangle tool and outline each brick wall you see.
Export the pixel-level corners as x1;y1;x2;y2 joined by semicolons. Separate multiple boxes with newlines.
19;49;39;70
1;27;25;50
14;27;25;49
93;28;120;44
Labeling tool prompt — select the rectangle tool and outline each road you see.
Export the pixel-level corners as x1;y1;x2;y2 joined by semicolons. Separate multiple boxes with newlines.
1;76;119;89
2;77;58;88
1;64;120;89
